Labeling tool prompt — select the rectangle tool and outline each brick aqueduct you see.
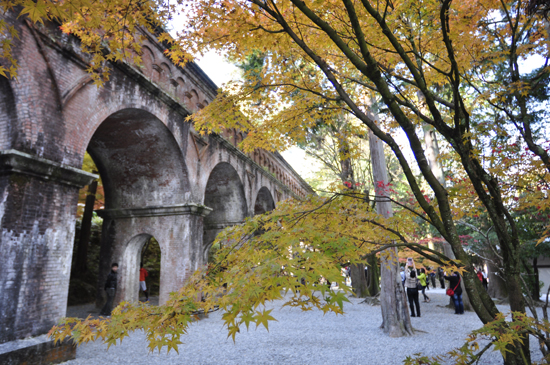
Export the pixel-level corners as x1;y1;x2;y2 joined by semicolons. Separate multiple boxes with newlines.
0;15;313;345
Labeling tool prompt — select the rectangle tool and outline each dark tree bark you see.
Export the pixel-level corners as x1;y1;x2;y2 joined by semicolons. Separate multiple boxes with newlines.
366;254;380;296
75;180;98;278
350;263;369;298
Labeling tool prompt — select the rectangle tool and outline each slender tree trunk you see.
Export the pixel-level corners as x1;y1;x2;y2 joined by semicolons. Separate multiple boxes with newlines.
369;124;412;337
422;124;445;184
335;118;372;298
350;263;369;298
75;180;97;278
534;257;540;300
366;254;380;296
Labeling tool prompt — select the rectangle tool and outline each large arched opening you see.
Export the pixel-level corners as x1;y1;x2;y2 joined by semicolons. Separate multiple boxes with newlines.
66;108;190;314
202;162;248;263
254;186;276;216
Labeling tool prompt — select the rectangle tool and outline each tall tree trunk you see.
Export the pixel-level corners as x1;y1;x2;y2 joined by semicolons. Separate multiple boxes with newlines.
350;263;369;298
75;180;97;278
335;119;370;298
366;254;380;296
369;123;412;337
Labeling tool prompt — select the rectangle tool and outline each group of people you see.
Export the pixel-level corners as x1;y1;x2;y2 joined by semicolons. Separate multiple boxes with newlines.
99;262;150;317
98;259;486;318
400;259;467;317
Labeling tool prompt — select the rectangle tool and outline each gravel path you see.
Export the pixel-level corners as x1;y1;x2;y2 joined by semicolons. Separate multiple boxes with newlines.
63;288;544;364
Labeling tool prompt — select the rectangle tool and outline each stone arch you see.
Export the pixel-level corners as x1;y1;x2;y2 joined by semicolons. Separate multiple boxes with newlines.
141;46;155;78
119;233;160;304
176;77;185;100
254;186;275;215
61;77;189;168
160;62;171;84
202;162;247;262
83;108;193;307
87;108;190;209
152;64;162;81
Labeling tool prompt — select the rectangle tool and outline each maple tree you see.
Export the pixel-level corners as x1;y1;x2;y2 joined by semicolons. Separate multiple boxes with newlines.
2;0;549;362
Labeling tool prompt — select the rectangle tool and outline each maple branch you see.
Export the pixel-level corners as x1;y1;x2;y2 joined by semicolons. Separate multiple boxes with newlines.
439;0;470;136
358;0;452;135
249;25;285;34
363;242;454;267
336;191;434;225
253;82;341;102
376;63;455;110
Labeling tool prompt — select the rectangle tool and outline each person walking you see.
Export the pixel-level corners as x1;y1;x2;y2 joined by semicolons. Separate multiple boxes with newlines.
405;262;421;317
139;262;149;301
430;269;437;288
424;269;430;290
445;271;464;314
438;267;445;289
100;263;118;316
418;268;430;302
476;268;483;283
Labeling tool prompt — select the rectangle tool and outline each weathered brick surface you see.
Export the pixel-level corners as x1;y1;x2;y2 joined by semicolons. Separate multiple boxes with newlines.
0;335;76;364
0;10;314;347
0;173;79;343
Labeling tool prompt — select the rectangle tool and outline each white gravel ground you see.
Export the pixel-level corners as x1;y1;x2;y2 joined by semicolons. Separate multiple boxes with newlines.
63;288;544;364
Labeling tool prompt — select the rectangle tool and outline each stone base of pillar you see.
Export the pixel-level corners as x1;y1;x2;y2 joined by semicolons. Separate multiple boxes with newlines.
0;335;76;365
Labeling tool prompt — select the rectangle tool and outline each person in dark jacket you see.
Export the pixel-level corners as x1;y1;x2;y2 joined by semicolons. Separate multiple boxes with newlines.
438;267;445;289
429;269;437;288
100;263;118;316
405;268;421;317
444;272;464;314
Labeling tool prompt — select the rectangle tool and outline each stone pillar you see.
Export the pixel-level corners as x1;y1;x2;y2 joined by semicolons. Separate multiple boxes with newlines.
0;150;96;343
96;204;211;306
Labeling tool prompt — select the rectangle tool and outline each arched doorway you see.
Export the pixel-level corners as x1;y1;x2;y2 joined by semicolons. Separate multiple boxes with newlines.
203;162;248;263
140;236;161;303
119;234;162;305
254;186;275;215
